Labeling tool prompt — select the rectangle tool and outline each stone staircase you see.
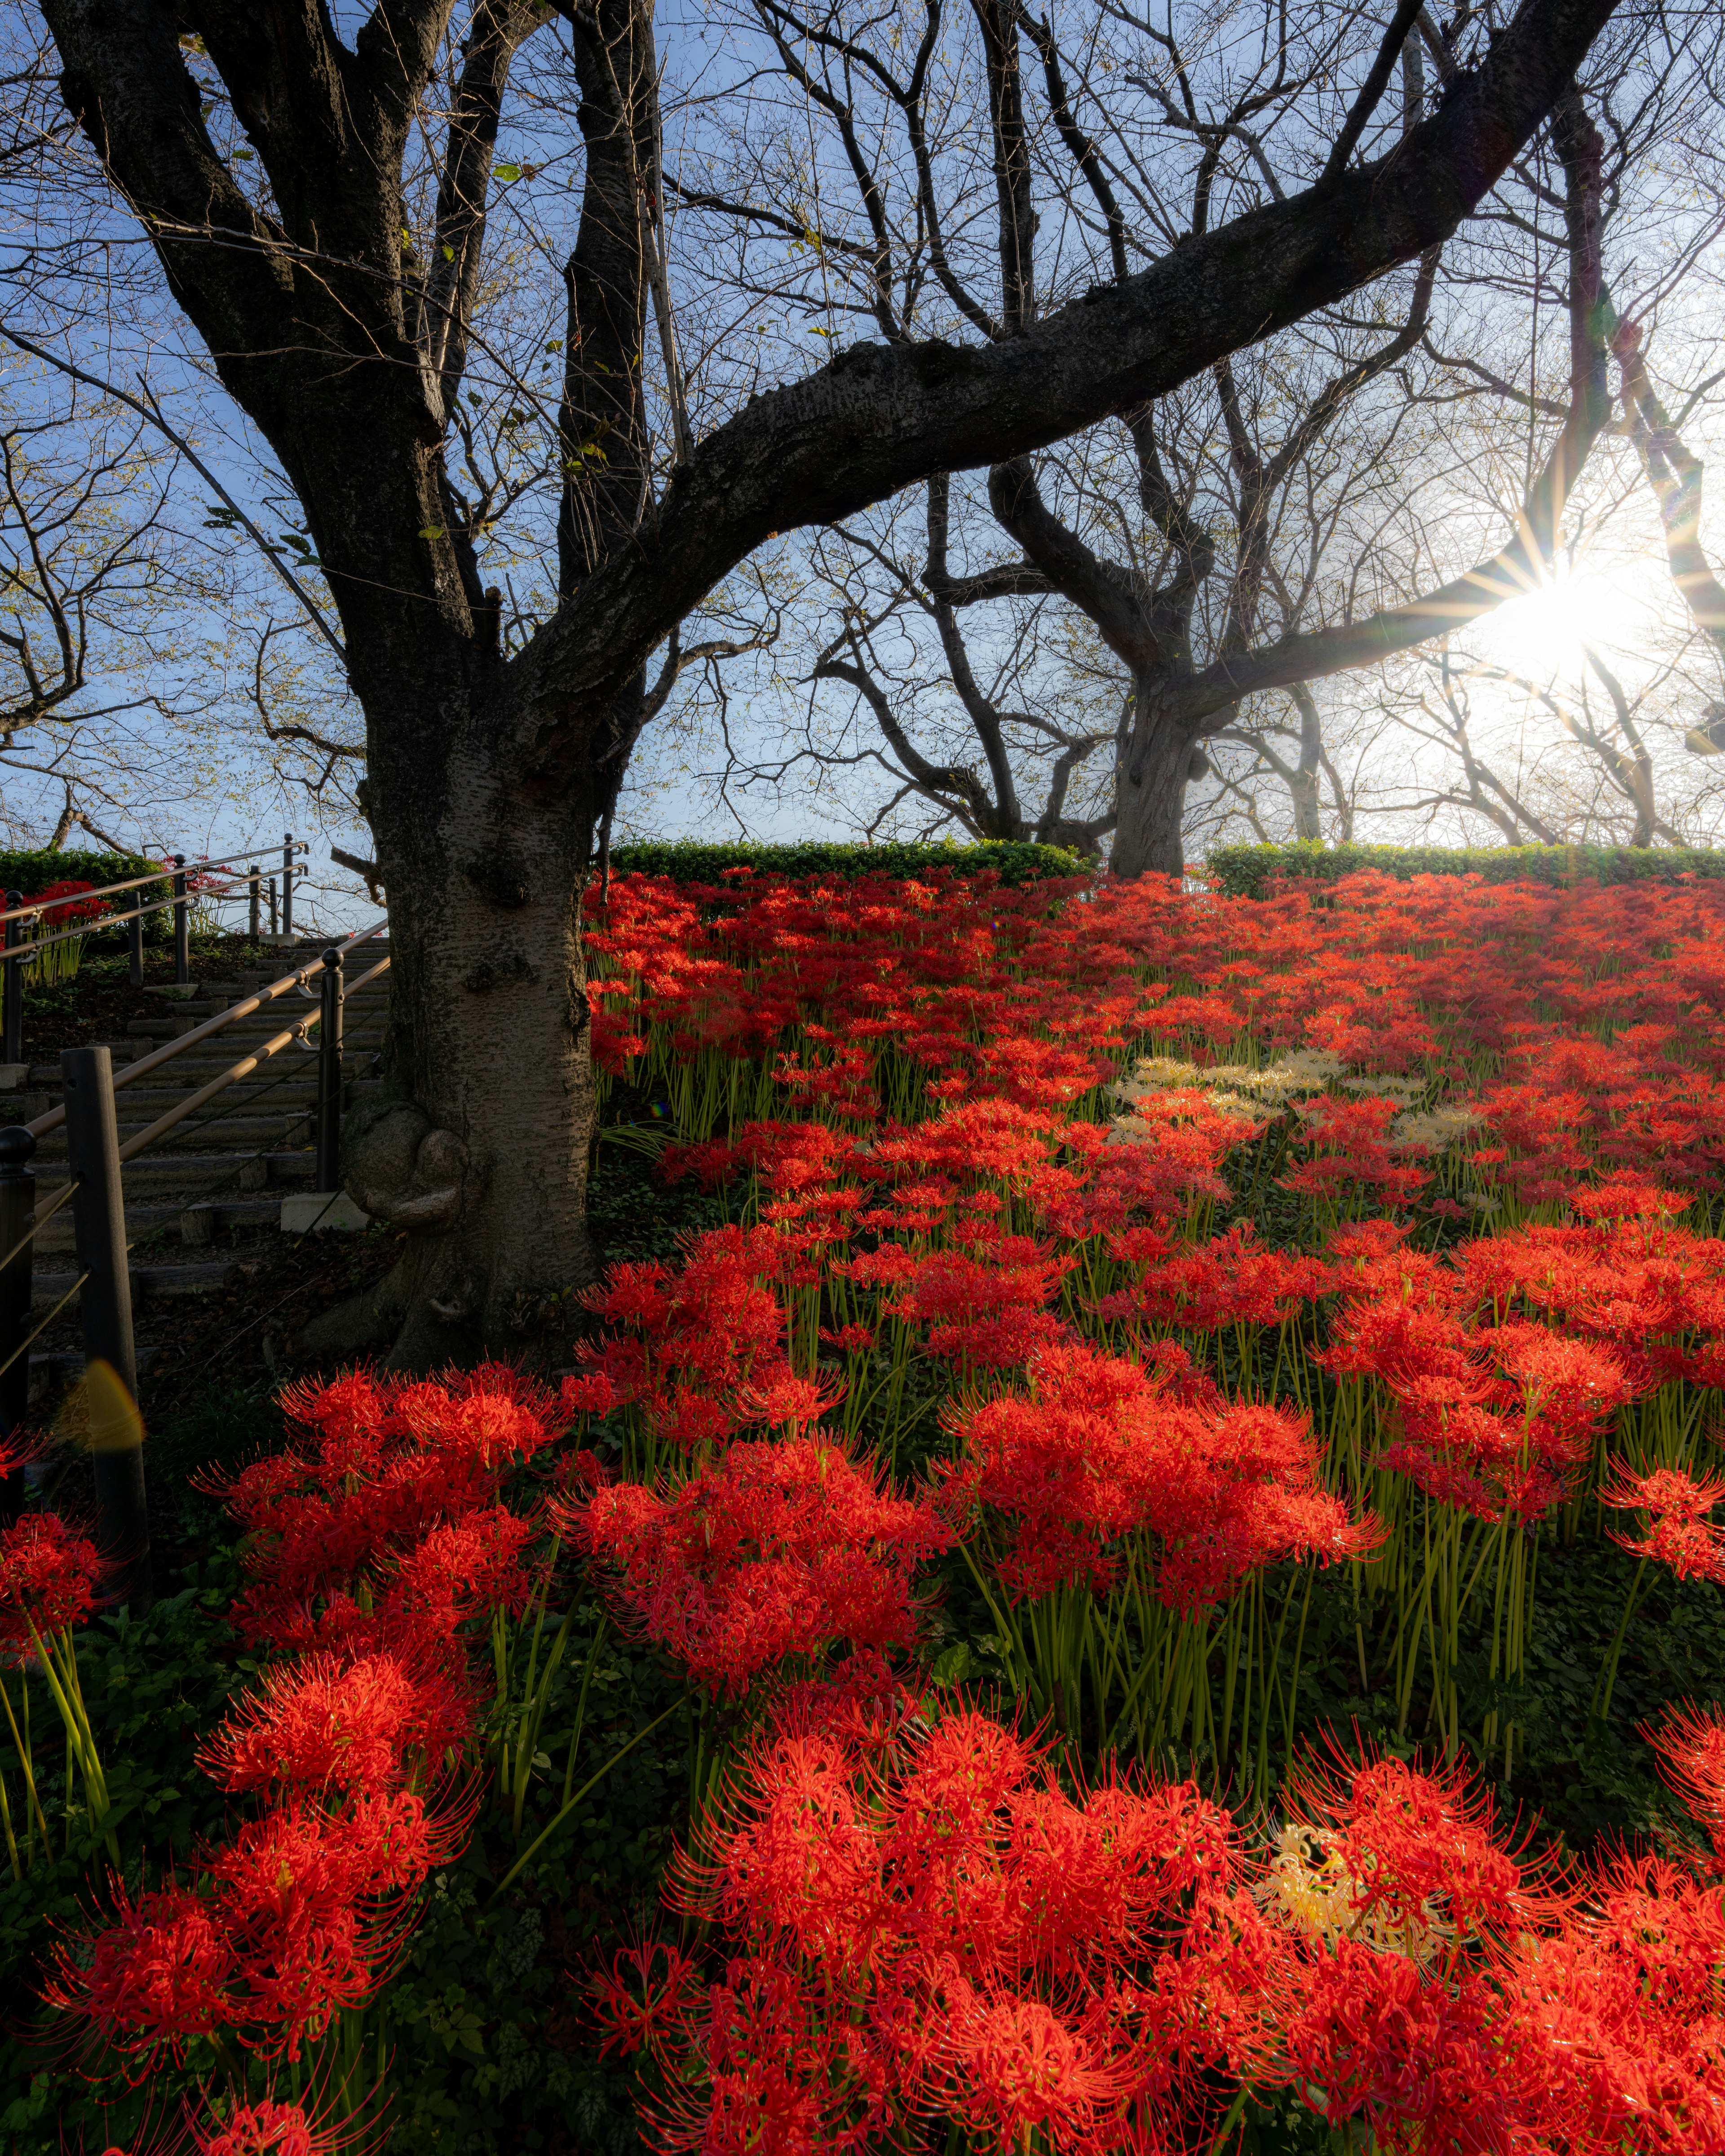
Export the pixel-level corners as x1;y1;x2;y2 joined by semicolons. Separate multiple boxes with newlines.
15;940;389;1387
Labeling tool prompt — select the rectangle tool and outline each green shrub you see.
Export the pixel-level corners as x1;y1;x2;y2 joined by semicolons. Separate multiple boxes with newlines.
1207;840;1725;900
602;838;1088;887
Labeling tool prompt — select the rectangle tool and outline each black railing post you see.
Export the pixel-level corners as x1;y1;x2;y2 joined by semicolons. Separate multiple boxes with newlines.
62;1046;150;1610
172;854;190;986
2;893;22;1067
248;865;261;941
316;946;345;1192
127;895;144;989
0;1125;35;1528
269;875;279;937
282;832;295;941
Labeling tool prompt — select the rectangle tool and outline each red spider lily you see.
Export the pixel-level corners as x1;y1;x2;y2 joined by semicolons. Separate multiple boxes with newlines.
1601;1461;1725;1583
571;1225;796;1455
566;1435;952;1696
387;1504;544;1624
945;1340;1378;1613
187;2096;345;2156
56;1880;236;2061
1642;1700;1725;1865
591;1938;705;2059
210;1370;559;1644
733;1368;847;1433
1094;1221;1325;1336
196;1651;473;1796
0;1511;105;1644
1588;1848;1725;2020
57;1366;544;2068
612;1704;1284;2156
888;1233;1075;1371
1280;1939;1562;2154
1059;1091;1256;1232
1283;1094;1431;1217
203;1801;421;2056
25;878;108;926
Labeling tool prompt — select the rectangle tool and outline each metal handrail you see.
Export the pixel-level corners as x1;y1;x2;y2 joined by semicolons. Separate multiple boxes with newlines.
114;948;394;1165
0;843;308;929
23;918;389;1143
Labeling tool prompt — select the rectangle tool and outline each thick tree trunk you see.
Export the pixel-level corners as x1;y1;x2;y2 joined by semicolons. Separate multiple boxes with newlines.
1111;682;1197;878
313;677;608;1370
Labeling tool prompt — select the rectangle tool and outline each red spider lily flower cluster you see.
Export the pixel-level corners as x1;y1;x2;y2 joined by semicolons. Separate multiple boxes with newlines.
942;1341;1379;1608
591;863;1725;1198
567;1224;809;1453
0;1510;105;1646
47;856;1725;2141
565;1433;952;1696
595;1704;1283;2156
24;878;109;927
208;1364;561;1649
54;1369;563;2067
1602;1461;1725;1583
603;1702;1725;2156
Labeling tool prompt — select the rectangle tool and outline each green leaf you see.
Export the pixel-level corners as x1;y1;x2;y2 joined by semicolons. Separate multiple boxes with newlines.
930;1642;972;1689
418;526;446;541
494;163;522;183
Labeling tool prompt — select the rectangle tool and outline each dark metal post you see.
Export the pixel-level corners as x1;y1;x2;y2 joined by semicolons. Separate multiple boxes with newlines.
127;897;144;989
62;1046;150;1609
248;865;261;941
0;1125;35;1527
268;876;279;936
282;832;295;941
172;854;189;986
2;893;22;1066
315;946;344;1192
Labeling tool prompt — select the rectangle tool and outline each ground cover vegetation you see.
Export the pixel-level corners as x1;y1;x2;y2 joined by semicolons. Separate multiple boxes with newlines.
9;859;1725;2152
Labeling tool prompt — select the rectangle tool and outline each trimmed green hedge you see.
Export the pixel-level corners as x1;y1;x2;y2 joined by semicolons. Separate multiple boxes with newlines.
0;849;176;944
604;839;1088;887
1207;842;1725;900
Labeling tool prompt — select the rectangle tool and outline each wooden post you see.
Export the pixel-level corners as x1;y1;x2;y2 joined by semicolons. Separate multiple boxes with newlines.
62;1047;150;1610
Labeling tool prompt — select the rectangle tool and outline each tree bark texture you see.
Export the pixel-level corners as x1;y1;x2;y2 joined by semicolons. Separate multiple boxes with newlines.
39;0;1626;1359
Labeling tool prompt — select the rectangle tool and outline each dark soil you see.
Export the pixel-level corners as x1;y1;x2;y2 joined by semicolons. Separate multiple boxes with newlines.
136;1222;402;1427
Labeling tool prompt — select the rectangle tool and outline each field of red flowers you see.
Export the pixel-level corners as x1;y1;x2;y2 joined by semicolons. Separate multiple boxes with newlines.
11;862;1725;2155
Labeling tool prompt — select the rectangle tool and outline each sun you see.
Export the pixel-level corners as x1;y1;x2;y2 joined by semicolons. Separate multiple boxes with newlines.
1475;557;1650;683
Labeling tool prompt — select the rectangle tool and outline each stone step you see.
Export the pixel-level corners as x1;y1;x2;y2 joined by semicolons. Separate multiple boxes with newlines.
32;1196;287;1256
84;1080;323;1113
27;1036;382;1096
32;1148;316;1195
35;1256;245;1308
121;1004;386;1046
31;1112;318;1161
